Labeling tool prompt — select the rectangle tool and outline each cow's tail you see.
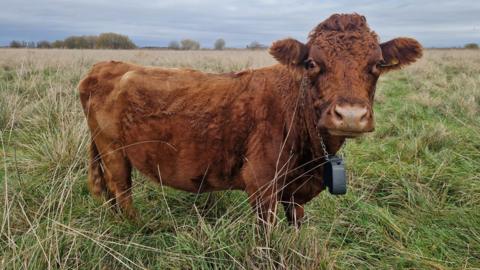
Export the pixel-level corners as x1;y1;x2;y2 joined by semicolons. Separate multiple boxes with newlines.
88;141;107;198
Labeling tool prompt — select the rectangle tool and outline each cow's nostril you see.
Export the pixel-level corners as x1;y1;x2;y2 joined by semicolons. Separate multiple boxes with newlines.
360;110;369;122
333;106;343;120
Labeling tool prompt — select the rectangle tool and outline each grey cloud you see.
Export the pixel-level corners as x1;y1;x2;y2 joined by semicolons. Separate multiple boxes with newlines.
0;0;479;47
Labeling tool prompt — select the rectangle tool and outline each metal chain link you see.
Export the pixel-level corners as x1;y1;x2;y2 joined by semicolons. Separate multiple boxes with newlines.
315;127;330;160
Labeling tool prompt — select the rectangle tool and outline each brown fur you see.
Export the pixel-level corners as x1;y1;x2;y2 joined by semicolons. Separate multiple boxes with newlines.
79;13;422;226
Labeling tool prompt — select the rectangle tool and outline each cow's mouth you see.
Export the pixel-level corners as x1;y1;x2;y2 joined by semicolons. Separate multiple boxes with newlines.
327;129;365;138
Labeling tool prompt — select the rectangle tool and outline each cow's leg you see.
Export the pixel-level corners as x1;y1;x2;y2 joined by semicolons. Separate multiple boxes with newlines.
246;183;279;226
242;127;292;226
94;140;136;219
282;201;305;228
243;163;280;226
88;141;113;201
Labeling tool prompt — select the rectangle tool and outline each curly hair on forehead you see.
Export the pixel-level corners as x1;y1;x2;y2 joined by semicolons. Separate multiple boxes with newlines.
307;13;373;44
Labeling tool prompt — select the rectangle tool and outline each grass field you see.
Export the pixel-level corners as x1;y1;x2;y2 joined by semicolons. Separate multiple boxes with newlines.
1;48;479;269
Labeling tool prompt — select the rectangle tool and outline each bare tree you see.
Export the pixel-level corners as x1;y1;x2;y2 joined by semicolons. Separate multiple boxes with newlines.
180;39;200;50
9;41;36;48
9;40;24;48
96;33;136;49
246;41;267;50
465;43;479;49
168;40;180;50
214;38;226;50
36;40;51;49
64;36;93;49
51;40;65;48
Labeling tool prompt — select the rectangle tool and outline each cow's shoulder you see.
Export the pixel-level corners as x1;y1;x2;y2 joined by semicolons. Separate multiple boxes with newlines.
79;61;139;96
88;60;138;80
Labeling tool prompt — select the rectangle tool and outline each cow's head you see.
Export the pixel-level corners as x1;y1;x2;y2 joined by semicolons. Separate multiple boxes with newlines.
270;13;422;137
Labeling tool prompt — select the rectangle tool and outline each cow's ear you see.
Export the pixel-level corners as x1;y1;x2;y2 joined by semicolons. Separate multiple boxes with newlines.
380;37;422;72
269;38;308;67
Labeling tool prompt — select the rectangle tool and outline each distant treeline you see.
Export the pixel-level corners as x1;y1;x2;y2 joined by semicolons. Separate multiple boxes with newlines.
464;43;479;49
10;33;136;49
7;34;480;51
165;39;267;50
8;33;270;50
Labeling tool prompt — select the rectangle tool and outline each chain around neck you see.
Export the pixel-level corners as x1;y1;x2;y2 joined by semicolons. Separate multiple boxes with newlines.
298;75;330;160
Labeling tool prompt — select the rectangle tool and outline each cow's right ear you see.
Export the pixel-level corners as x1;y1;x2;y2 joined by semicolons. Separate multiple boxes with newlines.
379;37;423;72
269;38;308;67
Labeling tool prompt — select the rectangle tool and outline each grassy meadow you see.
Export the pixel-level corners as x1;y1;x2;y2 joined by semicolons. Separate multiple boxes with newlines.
0;48;479;269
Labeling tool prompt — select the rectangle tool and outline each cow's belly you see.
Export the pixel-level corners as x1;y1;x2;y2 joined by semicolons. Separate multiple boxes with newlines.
121;117;246;193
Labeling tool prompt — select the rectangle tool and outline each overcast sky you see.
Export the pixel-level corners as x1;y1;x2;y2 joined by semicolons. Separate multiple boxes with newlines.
1;0;479;48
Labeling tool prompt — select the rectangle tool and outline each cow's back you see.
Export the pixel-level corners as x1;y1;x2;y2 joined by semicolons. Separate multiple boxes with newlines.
79;61;276;192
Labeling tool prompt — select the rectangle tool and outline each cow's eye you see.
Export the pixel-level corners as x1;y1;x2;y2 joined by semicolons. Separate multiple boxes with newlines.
304;59;317;70
371;60;384;75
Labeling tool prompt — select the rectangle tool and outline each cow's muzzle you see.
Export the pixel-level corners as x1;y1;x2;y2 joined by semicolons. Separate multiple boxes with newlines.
321;103;374;137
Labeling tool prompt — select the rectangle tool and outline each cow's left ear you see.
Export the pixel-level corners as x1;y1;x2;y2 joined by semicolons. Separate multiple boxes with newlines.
269;38;308;67
380;37;423;72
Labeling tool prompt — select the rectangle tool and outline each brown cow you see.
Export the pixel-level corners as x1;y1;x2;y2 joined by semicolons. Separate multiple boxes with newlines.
79;13;422;226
